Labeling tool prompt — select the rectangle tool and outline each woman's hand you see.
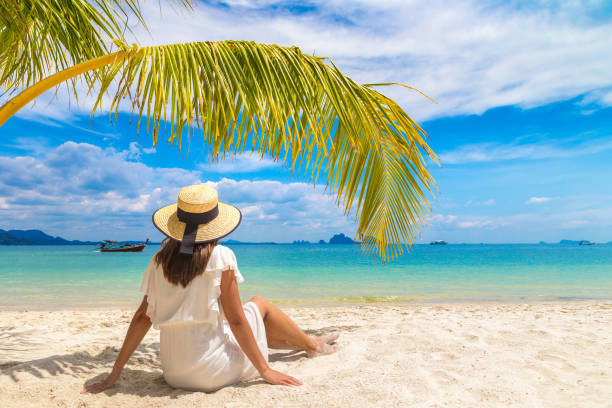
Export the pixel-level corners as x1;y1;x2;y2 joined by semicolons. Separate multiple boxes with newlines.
81;373;118;394
260;367;302;386
81;297;151;395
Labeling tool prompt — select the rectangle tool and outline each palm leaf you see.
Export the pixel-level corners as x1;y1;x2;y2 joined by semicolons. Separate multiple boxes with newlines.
92;41;438;258
0;0;190;93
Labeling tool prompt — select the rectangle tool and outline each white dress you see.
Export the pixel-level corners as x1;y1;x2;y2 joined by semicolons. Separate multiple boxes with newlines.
139;244;268;392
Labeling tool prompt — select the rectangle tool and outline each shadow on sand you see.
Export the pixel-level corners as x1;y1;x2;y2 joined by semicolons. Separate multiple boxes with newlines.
1;324;356;397
0;342;184;398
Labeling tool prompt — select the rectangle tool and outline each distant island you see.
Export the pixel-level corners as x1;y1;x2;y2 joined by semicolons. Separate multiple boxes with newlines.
1;230;361;246
328;233;355;244
559;239;598;245
225;233;356;245
6;229;604;247
538;240;612;245
0;229;99;245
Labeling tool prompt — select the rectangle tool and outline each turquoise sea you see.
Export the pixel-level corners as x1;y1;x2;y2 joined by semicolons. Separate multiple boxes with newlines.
1;244;611;309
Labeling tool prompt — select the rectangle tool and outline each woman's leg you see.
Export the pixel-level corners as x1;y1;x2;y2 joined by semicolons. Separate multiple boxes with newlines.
249;296;338;355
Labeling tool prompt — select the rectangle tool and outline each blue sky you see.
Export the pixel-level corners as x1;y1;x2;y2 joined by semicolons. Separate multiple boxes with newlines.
1;0;611;243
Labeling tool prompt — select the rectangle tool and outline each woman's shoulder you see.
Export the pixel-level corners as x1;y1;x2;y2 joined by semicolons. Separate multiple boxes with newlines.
211;244;234;256
207;244;237;271
146;252;161;270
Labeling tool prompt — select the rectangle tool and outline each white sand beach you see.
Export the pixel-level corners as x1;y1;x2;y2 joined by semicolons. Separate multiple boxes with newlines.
1;302;611;407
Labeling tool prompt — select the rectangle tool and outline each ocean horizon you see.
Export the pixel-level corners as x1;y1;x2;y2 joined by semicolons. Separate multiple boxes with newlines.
1;243;611;309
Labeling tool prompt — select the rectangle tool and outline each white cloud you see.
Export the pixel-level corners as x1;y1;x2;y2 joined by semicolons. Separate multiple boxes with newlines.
526;197;553;204
202;178;356;239
1;139;609;244
135;0;612;120
201;153;280;173
241;205;259;216
457;220;493;229
5;0;612;124
439;136;612;165
561;219;590;228
465;199;495;207
428;212;505;231
125;142;157;160
238;204;278;220
0;142;356;242
428;214;457;225
422;204;612;242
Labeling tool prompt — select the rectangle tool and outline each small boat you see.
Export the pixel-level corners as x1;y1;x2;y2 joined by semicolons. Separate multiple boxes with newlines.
430;240;447;245
99;239;149;252
578;240;595;246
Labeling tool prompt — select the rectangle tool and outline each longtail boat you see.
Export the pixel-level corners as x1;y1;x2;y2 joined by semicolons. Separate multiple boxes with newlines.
99;239;149;252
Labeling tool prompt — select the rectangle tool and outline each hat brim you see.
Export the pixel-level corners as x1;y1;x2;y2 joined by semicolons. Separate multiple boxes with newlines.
152;202;242;243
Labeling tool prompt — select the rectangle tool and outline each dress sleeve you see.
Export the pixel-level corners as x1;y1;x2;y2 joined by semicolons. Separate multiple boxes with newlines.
203;245;244;322
139;255;159;325
205;245;244;284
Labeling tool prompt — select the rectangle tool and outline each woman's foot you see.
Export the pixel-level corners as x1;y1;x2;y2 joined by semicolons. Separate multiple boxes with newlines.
306;333;339;358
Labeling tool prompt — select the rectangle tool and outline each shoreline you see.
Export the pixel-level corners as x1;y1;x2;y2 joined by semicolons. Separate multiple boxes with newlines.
1;296;611;312
3;302;611;407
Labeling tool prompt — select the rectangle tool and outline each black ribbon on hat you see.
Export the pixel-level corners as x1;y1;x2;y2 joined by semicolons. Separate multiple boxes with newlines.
178;205;219;255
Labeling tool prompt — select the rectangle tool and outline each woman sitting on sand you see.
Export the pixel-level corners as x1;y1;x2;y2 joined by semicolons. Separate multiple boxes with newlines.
84;185;338;393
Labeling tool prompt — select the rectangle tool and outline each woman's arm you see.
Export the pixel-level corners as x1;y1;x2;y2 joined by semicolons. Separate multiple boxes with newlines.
219;268;301;386
82;296;152;394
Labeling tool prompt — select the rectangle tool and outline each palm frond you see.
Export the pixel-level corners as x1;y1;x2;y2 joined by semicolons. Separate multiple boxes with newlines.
0;0;160;92
94;41;437;258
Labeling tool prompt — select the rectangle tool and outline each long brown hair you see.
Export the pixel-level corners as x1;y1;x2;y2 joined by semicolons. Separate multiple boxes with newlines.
154;237;218;287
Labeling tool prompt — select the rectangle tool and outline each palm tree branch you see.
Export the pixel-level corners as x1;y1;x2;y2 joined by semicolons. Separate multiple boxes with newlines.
0;0;193;94
0;40;437;258
0;0;141;92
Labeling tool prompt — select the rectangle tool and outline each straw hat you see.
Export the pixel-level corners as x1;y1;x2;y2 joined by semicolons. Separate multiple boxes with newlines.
152;185;241;254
